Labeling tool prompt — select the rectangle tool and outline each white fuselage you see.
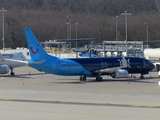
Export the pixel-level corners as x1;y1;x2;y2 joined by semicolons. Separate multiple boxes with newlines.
0;52;28;68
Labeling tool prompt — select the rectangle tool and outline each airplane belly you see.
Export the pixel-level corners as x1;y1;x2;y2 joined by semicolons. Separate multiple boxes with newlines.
128;69;141;73
55;66;93;75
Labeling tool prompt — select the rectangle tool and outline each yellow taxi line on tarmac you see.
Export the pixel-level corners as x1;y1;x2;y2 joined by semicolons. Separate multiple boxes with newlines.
0;98;16;100
132;105;160;107
0;97;160;109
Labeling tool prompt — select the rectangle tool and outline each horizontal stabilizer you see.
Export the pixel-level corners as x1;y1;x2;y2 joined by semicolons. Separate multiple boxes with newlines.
30;60;46;65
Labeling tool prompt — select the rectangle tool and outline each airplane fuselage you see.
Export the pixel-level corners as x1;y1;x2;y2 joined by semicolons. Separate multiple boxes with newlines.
29;57;154;76
0;52;28;69
24;28;155;81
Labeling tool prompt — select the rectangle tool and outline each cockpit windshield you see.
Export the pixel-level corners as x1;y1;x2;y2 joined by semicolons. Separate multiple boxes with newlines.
144;59;155;69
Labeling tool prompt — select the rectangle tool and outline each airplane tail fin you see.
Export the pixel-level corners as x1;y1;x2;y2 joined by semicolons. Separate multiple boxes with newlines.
24;28;55;61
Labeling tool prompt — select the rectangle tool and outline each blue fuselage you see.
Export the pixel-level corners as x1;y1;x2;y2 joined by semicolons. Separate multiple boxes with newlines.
29;57;154;76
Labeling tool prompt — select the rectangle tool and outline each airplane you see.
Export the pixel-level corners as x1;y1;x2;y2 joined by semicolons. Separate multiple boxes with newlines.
24;28;155;81
0;52;28;75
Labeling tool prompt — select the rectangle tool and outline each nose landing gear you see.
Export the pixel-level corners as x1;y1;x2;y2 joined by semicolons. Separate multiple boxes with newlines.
80;76;86;81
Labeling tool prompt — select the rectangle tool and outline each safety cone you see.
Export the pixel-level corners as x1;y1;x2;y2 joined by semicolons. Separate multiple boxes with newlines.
20;78;24;85
158;71;160;77
150;80;153;82
2;77;4;80
158;71;160;86
127;81;130;84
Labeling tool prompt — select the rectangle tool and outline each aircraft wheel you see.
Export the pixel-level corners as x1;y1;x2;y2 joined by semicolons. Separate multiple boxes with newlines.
80;76;86;81
140;75;145;79
80;76;83;81
96;77;99;81
96;76;103;82
99;77;103;81
10;72;15;76
83;76;86;81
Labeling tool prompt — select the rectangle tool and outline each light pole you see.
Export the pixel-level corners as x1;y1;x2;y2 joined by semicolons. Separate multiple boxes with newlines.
75;23;78;48
0;8;7;51
66;22;69;51
67;15;71;50
75;23;78;58
116;15;119;52
120;11;131;56
144;23;148;48
66;22;69;39
75;23;78;39
67;16;71;39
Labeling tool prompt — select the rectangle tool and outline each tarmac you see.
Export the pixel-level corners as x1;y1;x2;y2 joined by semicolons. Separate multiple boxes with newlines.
0;66;160;120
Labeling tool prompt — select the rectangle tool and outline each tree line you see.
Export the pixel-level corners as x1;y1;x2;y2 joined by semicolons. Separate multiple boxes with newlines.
0;0;160;48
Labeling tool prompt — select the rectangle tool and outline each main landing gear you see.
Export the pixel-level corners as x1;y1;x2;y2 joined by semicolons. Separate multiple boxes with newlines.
79;75;103;82
80;76;86;81
10;68;15;76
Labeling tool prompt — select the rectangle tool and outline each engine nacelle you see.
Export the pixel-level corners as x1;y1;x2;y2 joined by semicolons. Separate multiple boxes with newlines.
111;69;128;78
0;65;10;74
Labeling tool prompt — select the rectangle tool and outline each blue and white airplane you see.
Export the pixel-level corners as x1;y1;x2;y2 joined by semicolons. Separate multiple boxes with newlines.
24;28;155;81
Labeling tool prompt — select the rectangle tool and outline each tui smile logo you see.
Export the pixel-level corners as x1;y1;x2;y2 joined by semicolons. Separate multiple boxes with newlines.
30;44;40;54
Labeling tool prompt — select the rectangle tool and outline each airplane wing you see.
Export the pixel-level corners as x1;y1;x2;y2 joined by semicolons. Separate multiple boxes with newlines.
94;56;129;74
5;59;45;65
95;66;123;73
4;59;29;64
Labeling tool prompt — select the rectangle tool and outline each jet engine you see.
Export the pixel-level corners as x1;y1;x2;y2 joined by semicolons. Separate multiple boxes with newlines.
0;65;10;74
111;69;128;78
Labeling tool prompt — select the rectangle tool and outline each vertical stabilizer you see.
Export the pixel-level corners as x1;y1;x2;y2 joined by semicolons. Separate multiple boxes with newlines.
24;28;54;61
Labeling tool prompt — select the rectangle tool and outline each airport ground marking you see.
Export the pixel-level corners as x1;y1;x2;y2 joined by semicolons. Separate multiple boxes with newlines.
0;98;160;109
0;98;16;100
132;105;160;108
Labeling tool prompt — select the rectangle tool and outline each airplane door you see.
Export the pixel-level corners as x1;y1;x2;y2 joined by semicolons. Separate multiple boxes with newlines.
52;62;56;71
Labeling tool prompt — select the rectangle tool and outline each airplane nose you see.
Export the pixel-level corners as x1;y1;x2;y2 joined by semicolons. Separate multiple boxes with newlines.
150;63;155;70
152;63;155;69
